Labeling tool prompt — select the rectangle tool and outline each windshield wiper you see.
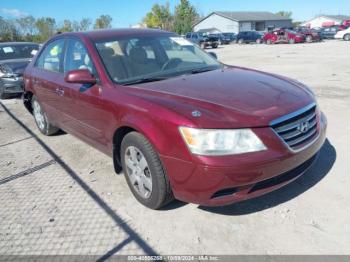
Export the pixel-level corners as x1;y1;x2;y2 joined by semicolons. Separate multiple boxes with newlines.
122;76;169;86
190;67;217;75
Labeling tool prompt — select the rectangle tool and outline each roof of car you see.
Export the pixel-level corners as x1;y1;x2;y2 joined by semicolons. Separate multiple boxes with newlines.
61;28;175;41
0;42;39;46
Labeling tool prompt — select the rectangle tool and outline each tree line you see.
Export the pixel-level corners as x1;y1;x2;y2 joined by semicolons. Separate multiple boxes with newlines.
0;14;113;43
142;0;199;35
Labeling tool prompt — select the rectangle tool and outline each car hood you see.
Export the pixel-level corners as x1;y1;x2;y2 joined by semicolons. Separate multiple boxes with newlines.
0;58;31;75
125;67;315;128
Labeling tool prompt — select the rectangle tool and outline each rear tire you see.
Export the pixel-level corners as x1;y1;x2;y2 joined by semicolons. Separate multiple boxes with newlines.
32;96;60;136
121;132;174;209
344;34;350;41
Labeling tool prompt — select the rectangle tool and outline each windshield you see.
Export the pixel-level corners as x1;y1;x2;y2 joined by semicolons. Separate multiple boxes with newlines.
0;44;39;61
95;35;222;85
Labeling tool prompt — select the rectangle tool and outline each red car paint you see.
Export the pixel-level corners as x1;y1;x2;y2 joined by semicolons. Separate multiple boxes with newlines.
263;29;305;44
23;29;327;206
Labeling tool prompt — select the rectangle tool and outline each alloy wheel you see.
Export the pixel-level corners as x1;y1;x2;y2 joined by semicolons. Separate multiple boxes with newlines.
33;100;45;130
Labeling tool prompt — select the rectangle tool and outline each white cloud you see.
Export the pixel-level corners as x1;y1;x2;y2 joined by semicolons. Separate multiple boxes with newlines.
0;8;28;18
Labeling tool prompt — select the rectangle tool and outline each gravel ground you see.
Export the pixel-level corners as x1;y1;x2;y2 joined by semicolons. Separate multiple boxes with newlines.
0;40;349;256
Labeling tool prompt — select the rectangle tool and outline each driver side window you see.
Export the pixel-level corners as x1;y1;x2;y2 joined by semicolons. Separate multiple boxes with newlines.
64;39;96;75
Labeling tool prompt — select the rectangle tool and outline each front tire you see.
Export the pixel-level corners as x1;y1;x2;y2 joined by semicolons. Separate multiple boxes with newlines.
32;96;60;136
121;132;173;209
344;34;350;41
306;35;313;43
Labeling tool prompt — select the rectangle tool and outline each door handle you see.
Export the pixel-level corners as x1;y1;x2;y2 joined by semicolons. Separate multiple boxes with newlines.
55;87;64;96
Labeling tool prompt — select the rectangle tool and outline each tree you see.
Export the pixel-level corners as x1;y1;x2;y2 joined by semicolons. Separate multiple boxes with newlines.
79;18;92;31
16;16;36;40
94;15;113;29
35;17;56;42
58;19;73;32
275;11;293;19
143;2;173;31
0;17;21;41
173;0;198;34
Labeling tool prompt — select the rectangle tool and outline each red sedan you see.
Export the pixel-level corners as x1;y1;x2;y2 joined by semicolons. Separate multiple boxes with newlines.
263;29;306;44
23;29;327;209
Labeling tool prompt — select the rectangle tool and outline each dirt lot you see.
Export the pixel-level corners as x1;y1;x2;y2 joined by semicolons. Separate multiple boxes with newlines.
0;40;349;256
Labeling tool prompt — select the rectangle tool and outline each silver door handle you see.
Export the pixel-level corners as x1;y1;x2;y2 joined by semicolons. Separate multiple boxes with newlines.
55;88;64;96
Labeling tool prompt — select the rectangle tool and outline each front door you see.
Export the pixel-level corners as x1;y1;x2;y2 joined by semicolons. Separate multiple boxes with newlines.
58;38;110;152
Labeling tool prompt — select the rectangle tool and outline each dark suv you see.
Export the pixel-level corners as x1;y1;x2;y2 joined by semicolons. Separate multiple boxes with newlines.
185;32;219;49
236;31;263;44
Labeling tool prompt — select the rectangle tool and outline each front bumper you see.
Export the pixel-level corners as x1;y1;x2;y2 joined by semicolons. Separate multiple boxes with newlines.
162;112;327;206
0;76;24;94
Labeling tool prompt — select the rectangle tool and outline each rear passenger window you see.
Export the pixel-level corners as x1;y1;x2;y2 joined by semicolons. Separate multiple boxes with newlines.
36;39;65;73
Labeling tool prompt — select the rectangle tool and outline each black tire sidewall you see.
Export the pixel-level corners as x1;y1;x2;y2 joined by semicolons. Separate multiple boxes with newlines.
121;132;171;209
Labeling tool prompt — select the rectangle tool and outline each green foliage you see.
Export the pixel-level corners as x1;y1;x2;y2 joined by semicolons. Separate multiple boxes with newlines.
173;0;199;35
143;2;173;31
94;15;113;29
276;11;293;19
35;17;57;42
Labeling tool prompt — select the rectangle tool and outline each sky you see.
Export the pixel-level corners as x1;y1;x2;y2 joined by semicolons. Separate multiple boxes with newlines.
1;0;350;27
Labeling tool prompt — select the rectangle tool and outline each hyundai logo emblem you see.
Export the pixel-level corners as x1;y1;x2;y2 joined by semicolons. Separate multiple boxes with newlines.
191;110;201;117
298;121;310;133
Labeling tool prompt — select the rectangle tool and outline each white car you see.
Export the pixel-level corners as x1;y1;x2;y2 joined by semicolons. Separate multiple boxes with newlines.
334;28;350;41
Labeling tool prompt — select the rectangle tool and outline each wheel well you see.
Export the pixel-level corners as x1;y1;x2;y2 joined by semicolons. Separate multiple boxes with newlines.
23;91;34;114
112;126;136;174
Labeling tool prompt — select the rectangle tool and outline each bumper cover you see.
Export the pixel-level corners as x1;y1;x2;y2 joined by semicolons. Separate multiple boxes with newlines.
161;112;327;206
0;76;24;94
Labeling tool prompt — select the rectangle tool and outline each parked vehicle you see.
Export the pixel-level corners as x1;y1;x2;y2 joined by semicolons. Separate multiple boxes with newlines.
209;33;231;45
334;27;350;41
222;32;237;43
185;32;219;49
236;31;263;44
294;27;321;42
0;42;39;99
23;29;327;209
320;26;343;39
263;29;305;44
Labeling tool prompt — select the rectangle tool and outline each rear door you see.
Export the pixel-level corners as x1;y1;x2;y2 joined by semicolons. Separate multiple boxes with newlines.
31;38;66;126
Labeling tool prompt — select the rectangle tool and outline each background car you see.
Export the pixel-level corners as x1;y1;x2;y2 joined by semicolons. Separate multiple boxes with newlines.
222;32;237;43
185;32;219;49
209;33;231;45
236;31;263;44
0;42;39;99
295;27;321;42
320;26;343;39
263;29;305;44
334;27;350;41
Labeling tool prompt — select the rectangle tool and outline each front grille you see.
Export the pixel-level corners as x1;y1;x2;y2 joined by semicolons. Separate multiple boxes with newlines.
271;104;319;151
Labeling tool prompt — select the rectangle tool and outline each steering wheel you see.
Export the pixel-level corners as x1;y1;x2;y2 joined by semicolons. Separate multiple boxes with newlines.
161;58;182;71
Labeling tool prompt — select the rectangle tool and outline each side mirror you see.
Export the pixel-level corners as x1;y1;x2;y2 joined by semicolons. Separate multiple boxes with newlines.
208;52;218;59
64;69;96;85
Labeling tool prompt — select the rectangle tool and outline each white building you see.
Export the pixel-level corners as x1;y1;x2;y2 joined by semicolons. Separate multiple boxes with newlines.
301;15;350;28
193;11;293;33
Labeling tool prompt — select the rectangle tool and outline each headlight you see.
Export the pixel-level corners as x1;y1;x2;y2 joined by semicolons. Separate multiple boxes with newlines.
179;127;267;156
